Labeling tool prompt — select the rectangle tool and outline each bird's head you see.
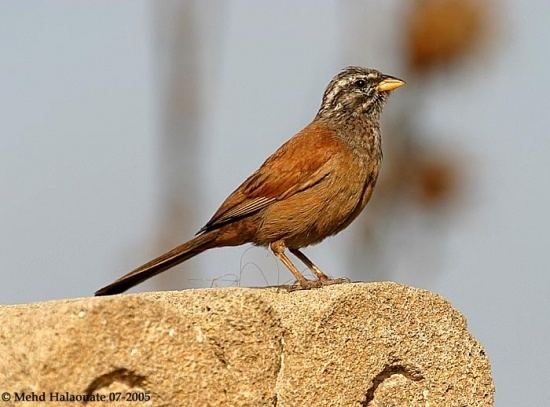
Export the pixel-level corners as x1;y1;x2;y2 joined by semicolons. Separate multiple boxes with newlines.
317;66;405;120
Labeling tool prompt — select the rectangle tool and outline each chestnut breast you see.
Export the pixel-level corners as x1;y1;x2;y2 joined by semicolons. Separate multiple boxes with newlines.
201;121;380;248
255;143;380;248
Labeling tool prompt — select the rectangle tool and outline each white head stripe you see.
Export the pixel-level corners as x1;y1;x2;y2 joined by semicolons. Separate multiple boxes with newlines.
324;76;359;105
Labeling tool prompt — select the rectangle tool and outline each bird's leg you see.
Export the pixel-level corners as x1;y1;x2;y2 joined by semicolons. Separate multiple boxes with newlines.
289;248;329;281
290;248;351;286
270;241;310;287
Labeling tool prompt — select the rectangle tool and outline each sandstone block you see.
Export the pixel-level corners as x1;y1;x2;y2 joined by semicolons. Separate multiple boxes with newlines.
0;282;494;406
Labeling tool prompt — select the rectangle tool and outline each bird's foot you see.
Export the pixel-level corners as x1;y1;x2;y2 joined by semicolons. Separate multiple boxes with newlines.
287;279;323;291
319;277;351;286
287;277;351;291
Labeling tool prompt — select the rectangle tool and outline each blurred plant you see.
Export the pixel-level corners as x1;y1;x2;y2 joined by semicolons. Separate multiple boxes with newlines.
414;155;459;205
346;0;495;283
380;138;461;210
395;0;490;207
406;0;487;72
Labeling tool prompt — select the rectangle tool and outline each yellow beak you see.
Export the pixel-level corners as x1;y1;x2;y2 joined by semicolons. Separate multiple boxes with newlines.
376;76;406;92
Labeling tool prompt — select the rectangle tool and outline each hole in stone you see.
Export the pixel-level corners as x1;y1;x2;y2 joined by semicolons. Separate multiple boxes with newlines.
361;364;424;406
84;368;146;402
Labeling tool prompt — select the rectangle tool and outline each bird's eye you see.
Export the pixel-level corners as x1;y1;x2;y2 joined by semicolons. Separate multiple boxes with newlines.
355;79;366;88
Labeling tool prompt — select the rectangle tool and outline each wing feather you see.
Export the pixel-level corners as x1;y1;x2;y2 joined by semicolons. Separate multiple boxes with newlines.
198;122;343;233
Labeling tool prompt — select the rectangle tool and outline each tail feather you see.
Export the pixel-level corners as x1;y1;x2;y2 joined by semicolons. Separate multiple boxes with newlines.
95;232;217;296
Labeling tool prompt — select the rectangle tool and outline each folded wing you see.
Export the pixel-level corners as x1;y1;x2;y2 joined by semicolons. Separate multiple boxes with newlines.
198;122;343;233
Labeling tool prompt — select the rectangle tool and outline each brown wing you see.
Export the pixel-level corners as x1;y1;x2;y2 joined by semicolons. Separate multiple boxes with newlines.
198;122;344;233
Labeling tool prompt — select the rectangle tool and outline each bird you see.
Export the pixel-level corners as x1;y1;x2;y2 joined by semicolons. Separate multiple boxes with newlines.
95;66;405;296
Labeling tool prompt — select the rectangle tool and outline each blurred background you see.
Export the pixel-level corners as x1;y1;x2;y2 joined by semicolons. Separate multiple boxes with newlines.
1;1;548;404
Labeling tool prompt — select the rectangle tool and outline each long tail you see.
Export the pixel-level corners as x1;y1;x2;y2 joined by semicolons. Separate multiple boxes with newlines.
95;231;218;296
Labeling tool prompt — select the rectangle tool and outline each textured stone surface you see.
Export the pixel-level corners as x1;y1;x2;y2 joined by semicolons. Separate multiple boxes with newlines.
0;282;494;406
